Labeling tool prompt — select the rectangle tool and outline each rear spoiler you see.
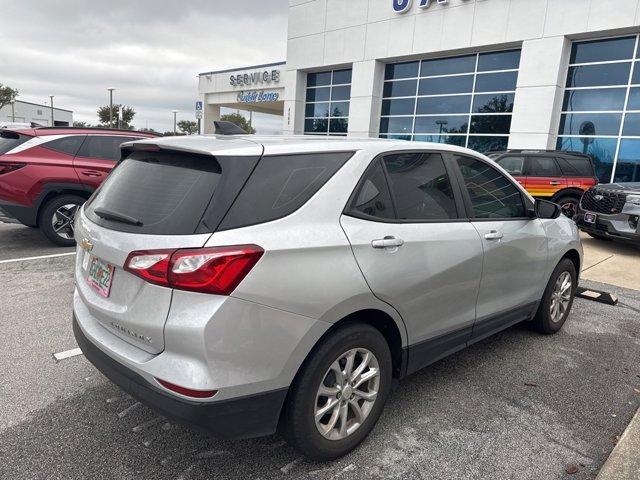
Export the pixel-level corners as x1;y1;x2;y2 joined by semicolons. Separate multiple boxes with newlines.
214;121;248;135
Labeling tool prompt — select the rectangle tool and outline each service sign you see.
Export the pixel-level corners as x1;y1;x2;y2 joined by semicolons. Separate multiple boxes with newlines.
392;0;470;14
230;70;281;87
237;91;280;103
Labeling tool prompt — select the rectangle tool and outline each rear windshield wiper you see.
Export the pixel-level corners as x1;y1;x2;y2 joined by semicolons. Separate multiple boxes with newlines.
93;207;143;226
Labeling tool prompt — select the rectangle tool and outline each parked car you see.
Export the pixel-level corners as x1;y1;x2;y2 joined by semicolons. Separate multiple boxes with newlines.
73;136;582;460
487;150;598;218
0;127;157;246
575;183;640;245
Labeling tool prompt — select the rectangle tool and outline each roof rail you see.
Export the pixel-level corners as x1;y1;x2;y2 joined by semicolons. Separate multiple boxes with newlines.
489;149;591;158
33;126;162;137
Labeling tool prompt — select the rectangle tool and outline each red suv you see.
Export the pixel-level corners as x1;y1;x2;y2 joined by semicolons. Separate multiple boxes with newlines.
0;127;157;246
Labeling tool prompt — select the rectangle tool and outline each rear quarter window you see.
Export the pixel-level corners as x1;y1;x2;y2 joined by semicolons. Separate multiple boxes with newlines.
219;152;353;230
0;131;30;155
556;156;596;177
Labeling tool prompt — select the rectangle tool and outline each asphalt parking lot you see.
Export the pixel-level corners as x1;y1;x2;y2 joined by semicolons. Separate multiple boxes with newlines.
0;223;639;480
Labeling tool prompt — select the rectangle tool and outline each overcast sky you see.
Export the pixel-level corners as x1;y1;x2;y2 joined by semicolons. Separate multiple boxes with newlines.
1;0;288;133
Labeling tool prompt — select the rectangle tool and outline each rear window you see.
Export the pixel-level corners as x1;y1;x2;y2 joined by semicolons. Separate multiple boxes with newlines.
85;151;223;235
219;152;353;230
0;131;30;155
556;156;595;177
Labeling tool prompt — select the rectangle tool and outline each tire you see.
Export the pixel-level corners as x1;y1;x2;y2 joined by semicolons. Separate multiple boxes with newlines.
531;258;577;334
587;232;612;242
555;196;580;219
282;323;393;460
39;194;85;247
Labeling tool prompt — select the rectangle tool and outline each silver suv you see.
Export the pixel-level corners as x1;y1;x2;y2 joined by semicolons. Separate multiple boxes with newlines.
73;136;582;460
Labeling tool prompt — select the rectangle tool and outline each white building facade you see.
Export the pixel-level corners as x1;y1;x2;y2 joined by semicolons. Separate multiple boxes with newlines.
199;0;640;183
0;100;72;126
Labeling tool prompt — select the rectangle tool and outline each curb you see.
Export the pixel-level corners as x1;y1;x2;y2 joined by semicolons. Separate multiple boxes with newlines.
596;407;640;479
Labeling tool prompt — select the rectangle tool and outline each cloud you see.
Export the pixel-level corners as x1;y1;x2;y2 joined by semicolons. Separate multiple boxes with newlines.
1;0;288;133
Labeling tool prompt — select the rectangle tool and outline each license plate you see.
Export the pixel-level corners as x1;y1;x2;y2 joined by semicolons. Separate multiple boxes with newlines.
584;212;597;224
87;255;115;298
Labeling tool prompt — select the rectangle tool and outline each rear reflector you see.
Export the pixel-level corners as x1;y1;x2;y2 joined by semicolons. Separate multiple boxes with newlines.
124;245;264;295
155;378;217;399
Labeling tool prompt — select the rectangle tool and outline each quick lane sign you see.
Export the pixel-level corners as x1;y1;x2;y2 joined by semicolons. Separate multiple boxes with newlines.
237;91;280;103
393;0;470;14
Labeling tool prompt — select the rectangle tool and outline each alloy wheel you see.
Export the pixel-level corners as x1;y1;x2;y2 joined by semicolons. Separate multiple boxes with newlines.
314;348;380;441
51;203;79;240
550;271;572;323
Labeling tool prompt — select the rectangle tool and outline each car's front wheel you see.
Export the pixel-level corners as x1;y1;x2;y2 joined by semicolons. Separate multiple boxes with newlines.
39;194;85;247
282;323;392;460
531;258;577;334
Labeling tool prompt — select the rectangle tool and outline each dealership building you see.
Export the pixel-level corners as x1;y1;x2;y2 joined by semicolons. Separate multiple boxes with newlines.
199;0;640;183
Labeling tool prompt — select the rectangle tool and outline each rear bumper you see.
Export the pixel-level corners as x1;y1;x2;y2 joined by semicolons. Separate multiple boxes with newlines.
73;314;288;440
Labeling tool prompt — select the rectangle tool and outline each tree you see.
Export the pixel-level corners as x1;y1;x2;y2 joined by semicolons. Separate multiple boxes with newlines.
220;112;255;134
73;121;93;128
0;83;19;111
97;104;136;129
177;120;198;135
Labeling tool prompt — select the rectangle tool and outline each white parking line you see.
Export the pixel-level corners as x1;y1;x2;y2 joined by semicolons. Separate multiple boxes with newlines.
53;347;83;361
0;252;76;264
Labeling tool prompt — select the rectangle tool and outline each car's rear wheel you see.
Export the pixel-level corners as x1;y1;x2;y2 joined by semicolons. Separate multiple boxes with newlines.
556;196;580;219
531;258;577;334
39;194;85;247
282;323;392;460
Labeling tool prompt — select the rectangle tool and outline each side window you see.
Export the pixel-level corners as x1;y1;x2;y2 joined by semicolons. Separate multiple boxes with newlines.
456;156;526;219
556;156;594;176
77;136;137;161
496;155;525;176
220;152;353;230
383;152;457;220
528;156;561;177
349;160;395;220
42;135;86;156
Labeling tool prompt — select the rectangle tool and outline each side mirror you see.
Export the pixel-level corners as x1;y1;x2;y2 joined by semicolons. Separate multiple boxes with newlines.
535;199;561;219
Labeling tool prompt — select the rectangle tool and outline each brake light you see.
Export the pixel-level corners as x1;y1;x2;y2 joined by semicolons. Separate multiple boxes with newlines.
0;162;26;175
124;245;264;295
155;378;217;399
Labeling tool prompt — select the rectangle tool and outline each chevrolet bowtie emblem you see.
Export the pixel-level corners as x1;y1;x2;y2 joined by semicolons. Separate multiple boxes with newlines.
80;238;94;251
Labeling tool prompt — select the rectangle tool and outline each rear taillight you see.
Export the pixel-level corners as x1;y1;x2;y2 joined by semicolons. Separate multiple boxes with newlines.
124;245;264;295
0;162;26;175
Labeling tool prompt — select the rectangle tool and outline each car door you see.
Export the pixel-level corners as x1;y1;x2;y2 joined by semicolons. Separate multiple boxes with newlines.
340;151;484;374
524;155;567;199
452;154;548;343
73;135;139;189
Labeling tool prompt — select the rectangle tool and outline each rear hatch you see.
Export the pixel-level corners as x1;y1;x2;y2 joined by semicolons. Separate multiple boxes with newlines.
75;145;261;354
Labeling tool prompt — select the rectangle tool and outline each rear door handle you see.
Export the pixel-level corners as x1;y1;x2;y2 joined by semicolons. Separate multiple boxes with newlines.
81;170;102;177
484;230;504;241
550;181;561;186
371;236;404;249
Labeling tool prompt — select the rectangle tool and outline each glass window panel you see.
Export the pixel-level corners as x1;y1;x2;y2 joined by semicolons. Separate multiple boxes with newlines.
477;50;521;72
474;72;518;92
469;115;512;134
329;118;348;133
418;75;474;95
383;79;418;98
615;139;640;182
307;72;332;87
331;85;351;101
562;88;627;112
332;69;352;85
528;157;561;177
417;95;471;114
350;160;396;220
382;98;415;116
472;93;515;113
383;153;458;220
380;116;413;134
556;137;616;183
305;102;330;118
413;135;466;146
623;113;640;136
306;87;330;102
385;61;419;80
566;63;631;87
628;87;640;110
304;118;328;134
467;136;509;154
495;156;525;176
632;63;640;85
330;102;350;117
414;115;469;134
558;113;622;136
570;37;636;64
420;55;476;77
382;134;413;141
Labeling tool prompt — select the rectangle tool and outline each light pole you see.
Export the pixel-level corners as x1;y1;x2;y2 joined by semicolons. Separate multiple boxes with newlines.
435;119;448;143
49;95;55;126
172;110;178;135
107;88;115;128
9;100;15;122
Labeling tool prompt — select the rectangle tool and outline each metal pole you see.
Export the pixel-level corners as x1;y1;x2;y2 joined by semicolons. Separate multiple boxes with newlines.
108;88;115;128
49;96;54;126
10;101;15;122
197;118;201;135
172;110;178;135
